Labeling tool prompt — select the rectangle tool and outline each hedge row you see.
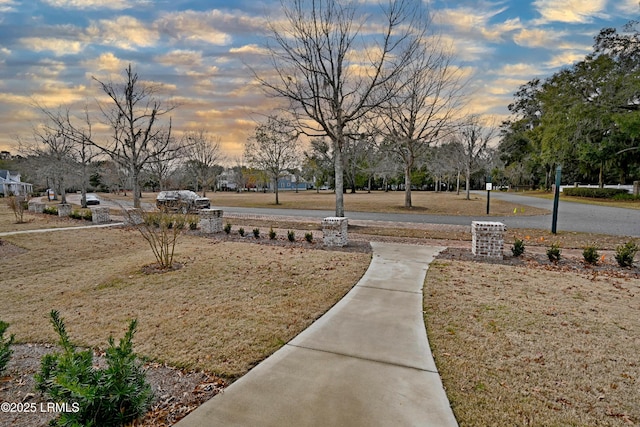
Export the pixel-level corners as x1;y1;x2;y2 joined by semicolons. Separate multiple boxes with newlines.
562;187;629;198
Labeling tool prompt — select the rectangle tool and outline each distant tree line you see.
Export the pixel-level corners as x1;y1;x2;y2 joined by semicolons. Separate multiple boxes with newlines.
499;21;640;189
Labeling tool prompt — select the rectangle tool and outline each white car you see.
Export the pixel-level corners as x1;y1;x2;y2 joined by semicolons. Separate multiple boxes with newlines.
85;194;100;205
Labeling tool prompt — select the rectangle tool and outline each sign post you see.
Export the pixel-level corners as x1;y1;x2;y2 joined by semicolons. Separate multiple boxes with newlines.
551;165;562;234
486;176;492;215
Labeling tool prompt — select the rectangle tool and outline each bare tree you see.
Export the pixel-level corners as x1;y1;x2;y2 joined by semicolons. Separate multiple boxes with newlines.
19;121;77;204
145;131;184;192
93;64;177;208
31;105;98;207
245;116;300;204
379;32;467;207
258;0;421;216
183;130;224;196
457;115;496;200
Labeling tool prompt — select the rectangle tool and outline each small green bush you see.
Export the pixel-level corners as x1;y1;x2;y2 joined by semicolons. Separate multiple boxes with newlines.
189;220;198;230
547;243;561;262
562;187;628;199
0;320;15;376
253;228;260;238
83;210;93;221
614;241;638;267
613;193;640;201
238;227;245;237
224;223;232;234
43;206;58;215
268;227;276;240
35;310;152;427
511;238;525;257
582;244;599;265
287;230;295;242
304;232;313;243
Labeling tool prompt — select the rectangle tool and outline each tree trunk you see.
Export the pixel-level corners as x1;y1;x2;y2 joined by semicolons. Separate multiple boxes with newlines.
465;165;471;200
599;160;604;188
334;142;345;217
132;169;141;208
275;178;280;205
456;170;461;195
404;165;412;208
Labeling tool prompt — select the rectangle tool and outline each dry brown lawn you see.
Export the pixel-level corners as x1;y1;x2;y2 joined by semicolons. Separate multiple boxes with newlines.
425;259;640;426
107;190;549;216
0;204;90;233
0;226;370;379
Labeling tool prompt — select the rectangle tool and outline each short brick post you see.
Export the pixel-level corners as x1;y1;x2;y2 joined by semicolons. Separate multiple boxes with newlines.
91;206;111;224
472;221;506;259
634;181;640;197
322;217;348;247
57;203;71;217
28;201;45;213
199;209;223;233
124;208;144;226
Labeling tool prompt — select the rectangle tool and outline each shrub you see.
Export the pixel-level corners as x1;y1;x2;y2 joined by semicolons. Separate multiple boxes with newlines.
253;228;260;238
304;232;313;243
6;195;29;223
224;223;232;234
238;227;245;237
189;220;198;230
0;320;15;376
268;227;276;240
83;210;93;221
43;206;58;215
582;244;599;265
547;243;561;262
287;230;295;242
125;209;190;269
614;241;639;267
511;238;525;257
35;310;152;427
562;187;628;199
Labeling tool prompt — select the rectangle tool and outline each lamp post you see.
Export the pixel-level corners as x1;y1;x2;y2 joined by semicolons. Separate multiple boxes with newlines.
551;165;562;234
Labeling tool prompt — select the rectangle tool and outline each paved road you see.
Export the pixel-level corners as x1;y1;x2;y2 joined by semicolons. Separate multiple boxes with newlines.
216;191;639;237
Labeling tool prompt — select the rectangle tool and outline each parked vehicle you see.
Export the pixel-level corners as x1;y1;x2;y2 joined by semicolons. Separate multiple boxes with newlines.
85;194;100;205
156;190;210;213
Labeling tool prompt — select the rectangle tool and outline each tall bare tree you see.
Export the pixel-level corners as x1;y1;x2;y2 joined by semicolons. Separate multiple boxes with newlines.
145;131;184;192
93;64;177;208
458;115;496;200
245;116;300;204
258;0;421;216
184;130;224;196
379;33;467;207
33;105;98;207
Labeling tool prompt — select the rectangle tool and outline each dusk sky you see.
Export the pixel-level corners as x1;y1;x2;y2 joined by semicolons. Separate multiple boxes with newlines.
0;0;637;158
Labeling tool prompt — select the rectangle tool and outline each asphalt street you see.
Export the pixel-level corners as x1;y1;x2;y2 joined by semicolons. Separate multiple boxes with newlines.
216;191;639;237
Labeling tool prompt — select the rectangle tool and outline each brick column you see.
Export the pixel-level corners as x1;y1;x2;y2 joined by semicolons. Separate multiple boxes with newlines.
28;202;45;213
199;209;223;233
57;204;71;217
124;208;144;225
472;221;506;259
322;217;348;247
91;207;111;224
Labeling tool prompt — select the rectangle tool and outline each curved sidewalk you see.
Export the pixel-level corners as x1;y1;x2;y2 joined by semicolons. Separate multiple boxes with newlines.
177;242;458;427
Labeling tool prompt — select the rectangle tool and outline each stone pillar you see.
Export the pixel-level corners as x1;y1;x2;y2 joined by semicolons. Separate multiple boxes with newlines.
57;204;71;217
124;208;144;225
472;221;506;259
322;217;348;247
199;209;223;233
634;181;639;197
28;202;45;213
91;207;111;224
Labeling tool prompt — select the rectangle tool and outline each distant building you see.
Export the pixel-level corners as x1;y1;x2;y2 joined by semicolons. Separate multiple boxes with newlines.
0;151;11;160
0;170;33;196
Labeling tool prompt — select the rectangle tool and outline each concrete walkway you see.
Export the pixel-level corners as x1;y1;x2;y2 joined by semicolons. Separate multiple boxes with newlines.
177;242;457;427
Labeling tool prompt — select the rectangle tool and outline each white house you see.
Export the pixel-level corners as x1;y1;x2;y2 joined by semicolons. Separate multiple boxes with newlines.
0;170;33;196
